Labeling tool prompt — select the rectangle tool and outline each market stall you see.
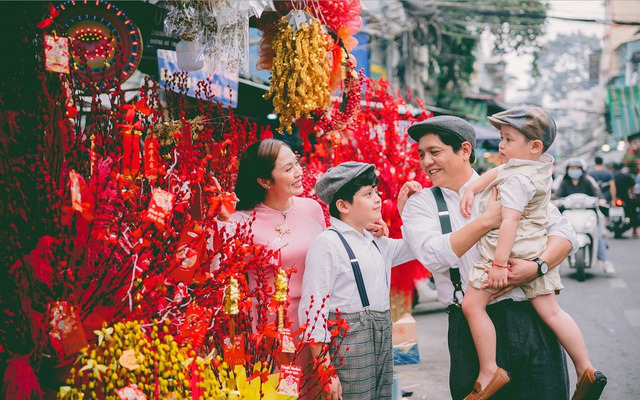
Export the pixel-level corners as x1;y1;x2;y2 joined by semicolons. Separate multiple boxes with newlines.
1;1;433;398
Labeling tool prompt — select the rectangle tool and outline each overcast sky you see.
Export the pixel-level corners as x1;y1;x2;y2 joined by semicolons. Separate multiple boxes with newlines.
504;0;606;103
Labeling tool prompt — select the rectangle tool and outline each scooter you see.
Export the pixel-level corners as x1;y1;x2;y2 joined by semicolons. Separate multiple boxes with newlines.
555;193;601;282
607;198;632;238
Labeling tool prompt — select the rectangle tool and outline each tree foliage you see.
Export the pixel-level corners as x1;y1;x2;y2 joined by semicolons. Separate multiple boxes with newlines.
527;32;600;103
412;0;549;105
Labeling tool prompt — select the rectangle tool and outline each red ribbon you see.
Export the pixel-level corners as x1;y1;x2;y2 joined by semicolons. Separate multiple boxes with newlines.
37;3;59;30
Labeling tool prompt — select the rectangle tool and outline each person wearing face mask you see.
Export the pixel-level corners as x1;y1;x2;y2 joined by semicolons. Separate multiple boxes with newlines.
554;158;615;275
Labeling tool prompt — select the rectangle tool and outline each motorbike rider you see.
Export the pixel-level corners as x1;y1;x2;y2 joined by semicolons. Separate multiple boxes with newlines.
613;162;638;238
554;158;616;275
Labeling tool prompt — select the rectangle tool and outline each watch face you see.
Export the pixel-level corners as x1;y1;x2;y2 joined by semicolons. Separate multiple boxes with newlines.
541;262;549;273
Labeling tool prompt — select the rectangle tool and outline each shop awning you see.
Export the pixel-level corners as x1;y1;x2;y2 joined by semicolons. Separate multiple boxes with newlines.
605;84;640;140
474;124;501;150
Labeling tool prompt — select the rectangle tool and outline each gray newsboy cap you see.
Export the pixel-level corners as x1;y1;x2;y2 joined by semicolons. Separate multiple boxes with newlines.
407;116;476;150
315;161;375;204
488;106;556;149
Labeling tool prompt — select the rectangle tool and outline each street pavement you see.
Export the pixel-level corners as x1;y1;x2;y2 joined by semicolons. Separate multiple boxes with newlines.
393;229;640;399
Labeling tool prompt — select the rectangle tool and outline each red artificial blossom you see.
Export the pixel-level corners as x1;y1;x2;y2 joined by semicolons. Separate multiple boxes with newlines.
308;76;434;298
36;2;59;29
4;21;444;396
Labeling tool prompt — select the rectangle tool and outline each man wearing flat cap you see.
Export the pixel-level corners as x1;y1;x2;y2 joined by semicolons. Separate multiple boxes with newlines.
299;161;415;400
397;115;578;399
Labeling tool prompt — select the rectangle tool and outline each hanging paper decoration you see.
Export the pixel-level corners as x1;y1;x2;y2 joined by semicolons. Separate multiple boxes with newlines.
121;129;142;180
44;34;70;73
264;11;331;133
169;222;207;284
277;364;302;396
143;188;175;230
48;301;88;361
178;303;213;348
143;137;161;183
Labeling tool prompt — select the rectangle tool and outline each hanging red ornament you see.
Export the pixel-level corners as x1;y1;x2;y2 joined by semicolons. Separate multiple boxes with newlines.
143;137;160;183
143;188;175;230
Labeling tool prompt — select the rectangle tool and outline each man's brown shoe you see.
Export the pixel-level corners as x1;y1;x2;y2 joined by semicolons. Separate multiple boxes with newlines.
572;368;607;400
464;367;510;400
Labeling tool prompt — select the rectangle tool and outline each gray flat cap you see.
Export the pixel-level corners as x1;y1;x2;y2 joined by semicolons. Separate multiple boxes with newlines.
488;106;556;149
315;161;375;204
407;116;476;150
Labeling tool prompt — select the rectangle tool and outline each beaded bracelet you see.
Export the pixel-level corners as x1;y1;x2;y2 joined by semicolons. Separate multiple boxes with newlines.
491;261;511;270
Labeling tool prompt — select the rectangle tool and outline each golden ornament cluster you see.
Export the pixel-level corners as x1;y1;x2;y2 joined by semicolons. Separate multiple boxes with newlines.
59;319;295;399
264;18;331;134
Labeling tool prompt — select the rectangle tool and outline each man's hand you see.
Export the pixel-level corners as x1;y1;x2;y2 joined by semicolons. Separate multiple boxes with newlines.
366;219;389;238
487;257;538;300
397;181;423;216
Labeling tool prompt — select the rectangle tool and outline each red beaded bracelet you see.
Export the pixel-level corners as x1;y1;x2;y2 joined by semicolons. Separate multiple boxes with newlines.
491;261;510;270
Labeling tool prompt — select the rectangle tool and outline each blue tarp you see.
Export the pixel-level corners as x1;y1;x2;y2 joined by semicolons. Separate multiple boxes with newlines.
474;124;501;150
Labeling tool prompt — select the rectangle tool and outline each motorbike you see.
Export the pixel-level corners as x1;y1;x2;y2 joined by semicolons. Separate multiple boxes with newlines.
606;198;633;238
555;193;602;282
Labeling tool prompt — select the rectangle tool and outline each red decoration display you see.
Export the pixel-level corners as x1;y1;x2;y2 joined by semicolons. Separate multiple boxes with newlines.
54;0;143;91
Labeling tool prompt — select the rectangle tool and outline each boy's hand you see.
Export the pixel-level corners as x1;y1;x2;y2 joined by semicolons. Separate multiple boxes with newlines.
324;374;343;400
487;258;537;300
397;181;423;216
486;263;509;289
366;219;389;238
460;190;475;218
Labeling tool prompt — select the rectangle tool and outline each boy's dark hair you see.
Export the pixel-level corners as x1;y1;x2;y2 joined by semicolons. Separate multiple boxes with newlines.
594;156;604;165
329;168;379;218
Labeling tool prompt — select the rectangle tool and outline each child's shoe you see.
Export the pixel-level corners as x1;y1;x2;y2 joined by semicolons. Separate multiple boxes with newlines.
571;368;607;400
464;367;510;400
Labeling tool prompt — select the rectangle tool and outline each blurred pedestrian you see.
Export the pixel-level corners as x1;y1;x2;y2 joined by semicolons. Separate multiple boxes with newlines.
587;156;616;205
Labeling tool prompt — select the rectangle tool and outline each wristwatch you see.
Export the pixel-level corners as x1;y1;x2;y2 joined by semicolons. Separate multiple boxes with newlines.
533;257;549;277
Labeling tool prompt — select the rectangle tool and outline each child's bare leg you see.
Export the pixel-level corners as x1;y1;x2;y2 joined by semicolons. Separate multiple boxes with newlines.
462;286;499;388
530;293;593;378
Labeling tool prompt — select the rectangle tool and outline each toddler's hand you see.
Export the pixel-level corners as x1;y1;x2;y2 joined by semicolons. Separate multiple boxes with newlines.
486;263;509;289
460;190;474;218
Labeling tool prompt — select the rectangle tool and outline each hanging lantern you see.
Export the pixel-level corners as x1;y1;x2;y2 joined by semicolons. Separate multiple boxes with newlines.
175;39;204;71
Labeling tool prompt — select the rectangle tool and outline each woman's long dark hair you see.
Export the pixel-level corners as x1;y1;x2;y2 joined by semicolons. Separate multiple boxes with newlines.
234;139;286;211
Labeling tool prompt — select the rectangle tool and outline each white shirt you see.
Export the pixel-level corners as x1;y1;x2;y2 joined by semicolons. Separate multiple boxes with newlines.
299;218;415;342
401;172;578;307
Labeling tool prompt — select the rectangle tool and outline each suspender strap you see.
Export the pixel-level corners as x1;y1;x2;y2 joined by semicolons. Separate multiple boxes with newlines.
329;229;370;309
431;186;465;306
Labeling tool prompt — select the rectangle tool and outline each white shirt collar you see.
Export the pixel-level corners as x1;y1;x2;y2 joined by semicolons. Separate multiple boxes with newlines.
329;217;375;241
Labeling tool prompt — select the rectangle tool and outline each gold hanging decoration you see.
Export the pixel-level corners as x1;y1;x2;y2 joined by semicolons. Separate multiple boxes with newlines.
264;14;331;134
223;276;240;315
